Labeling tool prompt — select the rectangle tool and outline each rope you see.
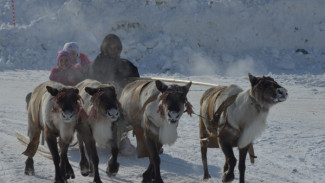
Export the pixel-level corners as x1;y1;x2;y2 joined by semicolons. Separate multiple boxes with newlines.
190;111;214;122
11;0;16;27
177;135;209;141
189;89;206;92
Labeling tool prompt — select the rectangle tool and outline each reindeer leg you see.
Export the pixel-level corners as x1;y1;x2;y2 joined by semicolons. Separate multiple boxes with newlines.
107;122;119;176
45;132;64;183
59;139;75;180
77;132;90;176
76;123;102;183
107;145;119;176
145;136;163;183
200;139;211;180
220;143;236;183
24;113;40;176
238;144;250;183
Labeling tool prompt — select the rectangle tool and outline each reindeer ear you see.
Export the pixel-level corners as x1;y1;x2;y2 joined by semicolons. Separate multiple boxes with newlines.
103;86;116;93
248;73;258;87
46;86;58;96
183;82;192;94
155;80;168;93
85;87;98;96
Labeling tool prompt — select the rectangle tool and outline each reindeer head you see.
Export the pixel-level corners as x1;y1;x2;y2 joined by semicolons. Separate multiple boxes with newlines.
46;86;80;123
156;80;192;124
85;84;120;122
249;73;288;109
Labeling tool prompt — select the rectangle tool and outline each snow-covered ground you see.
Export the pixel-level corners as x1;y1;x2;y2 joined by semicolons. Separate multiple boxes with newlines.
1;0;325;183
1;71;325;183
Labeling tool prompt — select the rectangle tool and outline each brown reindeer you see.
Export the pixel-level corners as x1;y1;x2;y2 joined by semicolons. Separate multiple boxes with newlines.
23;81;102;183
76;79;124;177
119;80;192;183
199;73;288;183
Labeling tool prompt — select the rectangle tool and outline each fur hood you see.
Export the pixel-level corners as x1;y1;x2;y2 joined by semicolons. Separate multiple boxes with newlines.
100;34;123;57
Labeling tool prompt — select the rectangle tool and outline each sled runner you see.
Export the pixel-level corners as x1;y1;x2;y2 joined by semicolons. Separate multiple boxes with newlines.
16;131;52;159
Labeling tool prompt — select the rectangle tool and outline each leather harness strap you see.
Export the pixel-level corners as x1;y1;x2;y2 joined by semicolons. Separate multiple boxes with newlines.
207;88;225;131
213;94;240;137
130;80;152;119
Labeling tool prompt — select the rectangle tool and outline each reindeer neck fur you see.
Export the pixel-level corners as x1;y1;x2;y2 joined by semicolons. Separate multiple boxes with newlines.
141;85;178;146
84;95;115;147
90;116;114;147
226;89;270;148
40;92;76;144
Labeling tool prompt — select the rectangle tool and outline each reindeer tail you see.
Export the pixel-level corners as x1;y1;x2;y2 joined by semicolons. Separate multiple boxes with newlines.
249;144;257;164
22;131;40;158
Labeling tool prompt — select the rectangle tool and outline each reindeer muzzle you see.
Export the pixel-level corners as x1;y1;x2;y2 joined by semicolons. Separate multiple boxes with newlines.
275;87;288;102
106;108;120;122
62;110;76;123
168;111;181;124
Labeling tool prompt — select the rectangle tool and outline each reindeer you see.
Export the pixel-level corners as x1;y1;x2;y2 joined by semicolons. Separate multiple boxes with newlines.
119;80;192;183
199;73;288;183
23;81;102;183
75;79;123;177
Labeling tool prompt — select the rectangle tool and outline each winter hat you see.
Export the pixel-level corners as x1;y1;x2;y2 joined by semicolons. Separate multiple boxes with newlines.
57;50;71;65
63;42;80;56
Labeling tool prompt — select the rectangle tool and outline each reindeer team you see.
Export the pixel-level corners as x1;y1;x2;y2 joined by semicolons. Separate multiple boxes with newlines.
23;73;287;183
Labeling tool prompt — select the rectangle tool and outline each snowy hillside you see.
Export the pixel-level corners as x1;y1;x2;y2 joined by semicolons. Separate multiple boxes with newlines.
1;0;325;75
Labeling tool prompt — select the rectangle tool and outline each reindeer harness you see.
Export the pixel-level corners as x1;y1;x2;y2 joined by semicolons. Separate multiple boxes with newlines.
201;87;256;163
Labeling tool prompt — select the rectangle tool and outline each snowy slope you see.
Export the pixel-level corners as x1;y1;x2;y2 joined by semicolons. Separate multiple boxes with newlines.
1;0;325;75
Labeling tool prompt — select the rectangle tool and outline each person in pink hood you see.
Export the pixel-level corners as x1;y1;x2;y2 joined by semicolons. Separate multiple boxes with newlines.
49;50;83;85
62;42;91;72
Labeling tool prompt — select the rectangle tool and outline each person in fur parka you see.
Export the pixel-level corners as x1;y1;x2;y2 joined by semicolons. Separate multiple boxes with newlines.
87;34;139;95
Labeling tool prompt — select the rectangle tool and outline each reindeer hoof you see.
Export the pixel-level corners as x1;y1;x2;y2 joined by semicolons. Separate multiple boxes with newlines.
80;166;90;176
106;162;119;177
80;161;90;176
106;172;117;177
64;171;75;180
81;171;89;176
24;157;35;175
153;178;164;183
92;177;102;183
24;170;35;176
142;174;152;183
203;173;211;180
141;180;151;183
53;178;65;183
222;172;234;183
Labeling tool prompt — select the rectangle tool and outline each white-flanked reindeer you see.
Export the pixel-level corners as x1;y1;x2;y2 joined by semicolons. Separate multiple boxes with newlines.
199;73;288;183
23;81;102;183
76;79;124;177
119;80;192;183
